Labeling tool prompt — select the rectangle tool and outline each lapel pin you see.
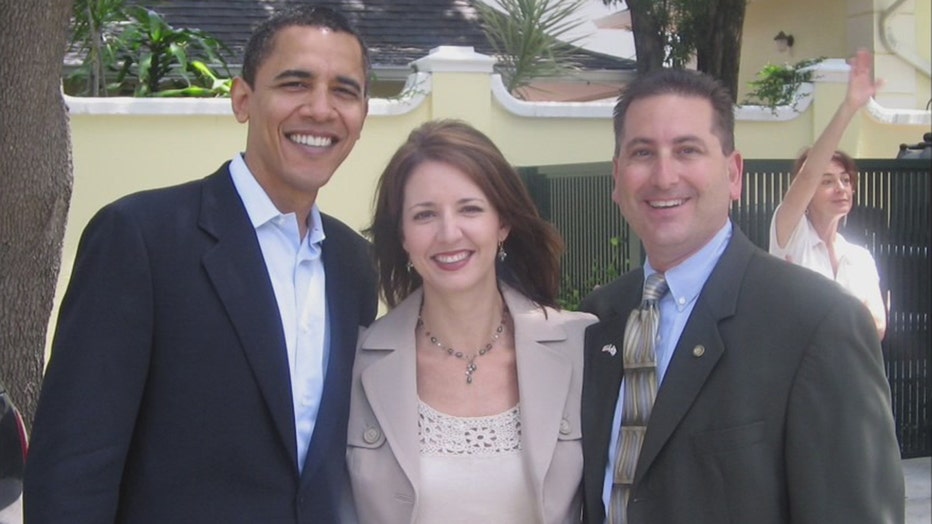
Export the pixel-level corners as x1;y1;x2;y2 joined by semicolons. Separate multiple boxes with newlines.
692;345;706;357
601;344;617;357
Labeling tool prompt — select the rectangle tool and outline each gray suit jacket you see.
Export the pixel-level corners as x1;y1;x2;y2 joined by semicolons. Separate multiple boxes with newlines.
580;228;904;524
347;284;597;524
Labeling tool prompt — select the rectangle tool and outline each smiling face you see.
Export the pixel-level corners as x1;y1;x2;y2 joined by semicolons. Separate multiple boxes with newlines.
231;25;368;216
401;160;509;298
613;94;743;271
808;159;854;220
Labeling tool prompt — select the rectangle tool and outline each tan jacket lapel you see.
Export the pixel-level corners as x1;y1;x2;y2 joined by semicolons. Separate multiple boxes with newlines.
506;287;574;504
357;289;423;494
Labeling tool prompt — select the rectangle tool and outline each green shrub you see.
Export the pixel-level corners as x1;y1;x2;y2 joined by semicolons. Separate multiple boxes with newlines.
742;57;824;114
68;2;232;97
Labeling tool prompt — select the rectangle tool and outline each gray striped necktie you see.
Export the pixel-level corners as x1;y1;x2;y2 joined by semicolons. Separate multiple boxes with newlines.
608;272;668;524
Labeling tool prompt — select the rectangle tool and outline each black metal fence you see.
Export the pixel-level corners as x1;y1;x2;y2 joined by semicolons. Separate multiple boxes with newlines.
520;158;931;458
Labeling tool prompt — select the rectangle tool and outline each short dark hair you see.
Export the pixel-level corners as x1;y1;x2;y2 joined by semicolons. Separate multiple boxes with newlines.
613;68;736;156
368;120;564;309
241;6;370;91
792;148;860;192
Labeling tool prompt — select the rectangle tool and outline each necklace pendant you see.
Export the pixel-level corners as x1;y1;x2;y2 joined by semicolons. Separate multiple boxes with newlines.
418;302;510;387
465;362;478;384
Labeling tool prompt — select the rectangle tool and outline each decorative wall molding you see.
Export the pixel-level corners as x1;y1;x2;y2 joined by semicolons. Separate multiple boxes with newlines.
64;47;929;126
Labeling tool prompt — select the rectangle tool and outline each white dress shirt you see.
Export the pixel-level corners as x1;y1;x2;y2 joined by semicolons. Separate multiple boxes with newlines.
230;154;329;473
601;222;732;516
769;205;886;336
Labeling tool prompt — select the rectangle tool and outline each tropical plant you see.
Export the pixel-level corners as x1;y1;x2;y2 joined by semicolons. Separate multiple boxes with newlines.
111;6;232;97
476;0;588;99
69;0;128;96
154;60;233;98
68;3;233;97
743;58;825;114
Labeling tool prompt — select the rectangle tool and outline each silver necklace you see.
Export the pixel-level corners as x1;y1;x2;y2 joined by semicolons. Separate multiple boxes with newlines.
417;304;509;385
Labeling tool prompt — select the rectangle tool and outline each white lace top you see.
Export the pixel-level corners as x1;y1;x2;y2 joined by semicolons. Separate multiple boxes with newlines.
415;401;536;523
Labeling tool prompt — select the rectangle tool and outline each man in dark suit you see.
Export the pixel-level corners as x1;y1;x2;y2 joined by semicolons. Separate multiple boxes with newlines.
580;68;904;523
24;6;377;523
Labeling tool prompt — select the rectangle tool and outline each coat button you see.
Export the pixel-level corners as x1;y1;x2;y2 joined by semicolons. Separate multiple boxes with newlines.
363;426;382;444
559;418;571;435
692;345;706;357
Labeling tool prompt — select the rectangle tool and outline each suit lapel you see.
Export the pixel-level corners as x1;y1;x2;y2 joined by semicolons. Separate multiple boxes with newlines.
581;316;627;460
299;218;360;479
634;231;755;483
507;287;573;499
198;166;297;466
581;272;641;520
359;290;423;491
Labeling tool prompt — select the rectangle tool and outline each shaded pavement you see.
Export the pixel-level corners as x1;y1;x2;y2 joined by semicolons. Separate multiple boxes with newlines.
904;456;931;524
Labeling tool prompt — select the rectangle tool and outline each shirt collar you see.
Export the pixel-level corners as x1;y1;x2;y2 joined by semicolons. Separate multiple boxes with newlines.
229;154;326;247
803;216;853;260
644;221;732;310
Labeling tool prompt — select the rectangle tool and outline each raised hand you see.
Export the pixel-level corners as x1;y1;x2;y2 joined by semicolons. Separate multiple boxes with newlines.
846;49;882;109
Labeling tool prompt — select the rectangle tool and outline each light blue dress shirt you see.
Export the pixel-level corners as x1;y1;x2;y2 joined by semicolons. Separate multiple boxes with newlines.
601;221;733;517
230;154;329;474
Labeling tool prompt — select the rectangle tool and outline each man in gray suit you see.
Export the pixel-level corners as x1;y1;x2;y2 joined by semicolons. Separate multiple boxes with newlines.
580;68;903;523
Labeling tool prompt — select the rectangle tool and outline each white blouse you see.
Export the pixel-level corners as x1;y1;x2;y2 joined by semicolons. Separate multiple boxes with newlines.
415;401;536;523
769;206;887;336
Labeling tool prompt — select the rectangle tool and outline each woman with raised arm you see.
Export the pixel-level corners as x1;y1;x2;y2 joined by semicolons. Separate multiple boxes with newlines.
770;49;886;339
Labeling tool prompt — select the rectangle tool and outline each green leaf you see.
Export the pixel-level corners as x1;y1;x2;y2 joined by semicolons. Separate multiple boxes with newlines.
69;3;232;97
742;57;825;115
477;0;588;98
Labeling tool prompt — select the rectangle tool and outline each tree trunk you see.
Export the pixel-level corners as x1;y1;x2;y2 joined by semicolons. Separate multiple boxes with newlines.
0;0;74;430
627;0;666;75
716;0;746;102
695;0;746;101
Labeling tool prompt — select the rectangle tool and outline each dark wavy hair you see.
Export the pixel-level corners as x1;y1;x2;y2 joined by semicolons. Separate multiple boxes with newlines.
367;120;564;309
792;148;860;192
241;5;370;93
613;68;736;157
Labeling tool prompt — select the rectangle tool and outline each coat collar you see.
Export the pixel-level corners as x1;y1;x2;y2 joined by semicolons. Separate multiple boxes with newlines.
510;286;574;497
357;283;575;505
198;165;298;467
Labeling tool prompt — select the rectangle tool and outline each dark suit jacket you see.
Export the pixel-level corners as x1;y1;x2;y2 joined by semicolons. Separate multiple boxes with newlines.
580;228;903;524
24;163;378;523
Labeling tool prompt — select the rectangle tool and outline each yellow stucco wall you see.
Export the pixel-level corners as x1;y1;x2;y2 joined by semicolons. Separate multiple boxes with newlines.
741;0;849;102
741;0;931;109
489;110;615;166
917;0;931;109
919;0;931;65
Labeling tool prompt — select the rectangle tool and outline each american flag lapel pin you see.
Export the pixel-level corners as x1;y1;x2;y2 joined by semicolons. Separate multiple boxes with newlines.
601;344;617;357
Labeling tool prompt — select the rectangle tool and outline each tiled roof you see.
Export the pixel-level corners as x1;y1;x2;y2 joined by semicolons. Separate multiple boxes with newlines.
133;0;633;72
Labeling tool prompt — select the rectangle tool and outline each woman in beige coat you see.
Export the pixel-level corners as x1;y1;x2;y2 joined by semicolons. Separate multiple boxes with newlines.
347;120;596;523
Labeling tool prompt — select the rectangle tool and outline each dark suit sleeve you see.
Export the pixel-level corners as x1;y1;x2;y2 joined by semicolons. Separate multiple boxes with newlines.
784;295;904;523
359;242;378;328
24;203;154;523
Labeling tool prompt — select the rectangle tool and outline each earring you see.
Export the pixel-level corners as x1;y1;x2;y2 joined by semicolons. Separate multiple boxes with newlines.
497;241;507;262
406;260;414;273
